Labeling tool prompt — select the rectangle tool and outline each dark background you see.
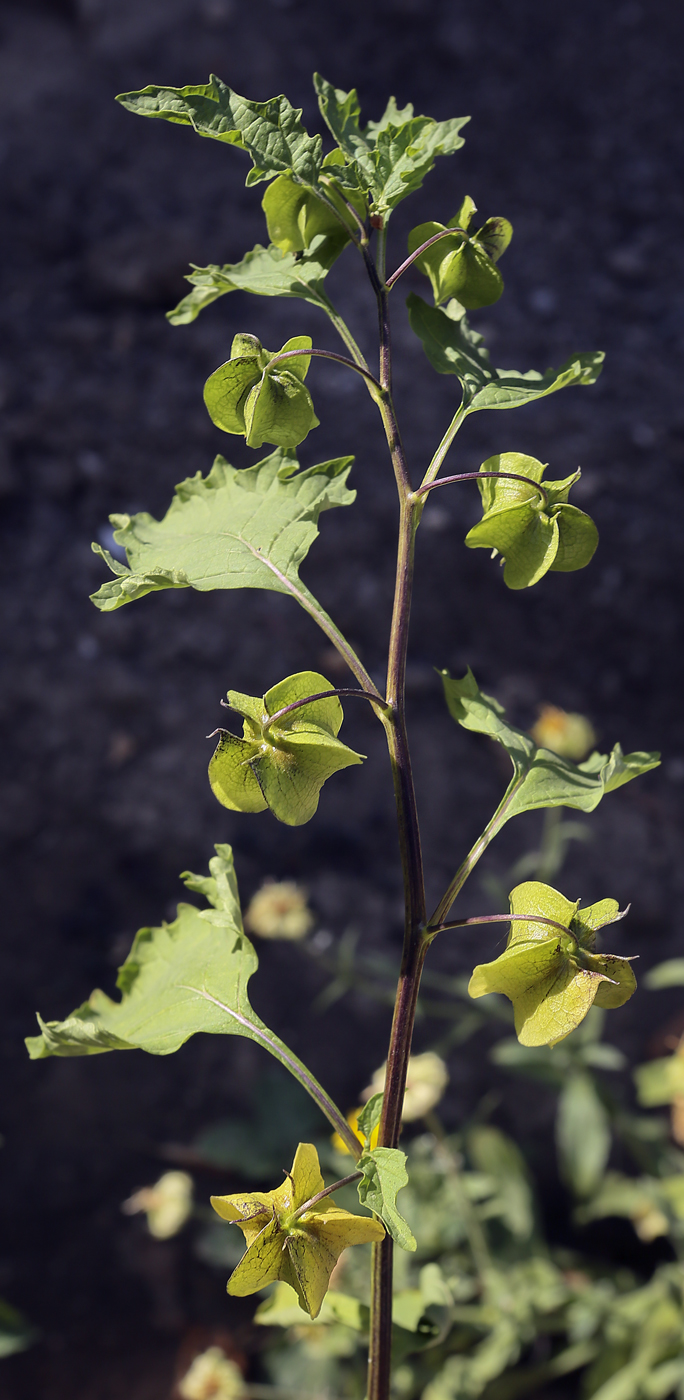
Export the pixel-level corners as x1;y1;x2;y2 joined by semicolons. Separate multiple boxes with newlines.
1;0;683;1394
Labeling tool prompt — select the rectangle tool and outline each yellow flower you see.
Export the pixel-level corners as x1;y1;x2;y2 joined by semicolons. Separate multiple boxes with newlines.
530;705;596;761
331;1106;380;1156
121;1170;193;1239
178;1346;246;1400
365;1052;449;1122
211;1142;384;1318
244;880;314;941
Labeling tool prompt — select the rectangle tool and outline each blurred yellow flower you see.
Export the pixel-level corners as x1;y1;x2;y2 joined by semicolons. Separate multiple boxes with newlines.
244;879;314;940
530;704;596;761
178;1346;246;1400
365;1052;449;1123
121;1170;193;1239
331;1106;381;1156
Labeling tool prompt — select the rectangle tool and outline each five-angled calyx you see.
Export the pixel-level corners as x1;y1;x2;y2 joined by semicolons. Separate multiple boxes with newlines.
408;195;512;309
209;671;364;826
469;881;636;1047
211;1142;384;1318
204;332;319;449
465;452;599;588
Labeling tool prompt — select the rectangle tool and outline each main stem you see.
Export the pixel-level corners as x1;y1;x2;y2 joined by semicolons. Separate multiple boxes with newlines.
366;234;428;1400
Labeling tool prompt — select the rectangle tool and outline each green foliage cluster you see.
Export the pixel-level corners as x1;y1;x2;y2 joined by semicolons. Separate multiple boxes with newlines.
24;68;666;1397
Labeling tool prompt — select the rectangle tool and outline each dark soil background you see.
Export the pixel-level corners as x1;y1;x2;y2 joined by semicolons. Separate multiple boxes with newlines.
1;0;683;1394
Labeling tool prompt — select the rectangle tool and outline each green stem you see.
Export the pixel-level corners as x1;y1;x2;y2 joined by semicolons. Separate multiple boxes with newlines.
428;775;526;928
323;305;372;375
420;404;468;491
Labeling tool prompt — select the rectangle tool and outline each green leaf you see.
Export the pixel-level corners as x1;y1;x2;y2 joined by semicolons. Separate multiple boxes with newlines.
209;670;364;826
644;959;684;990
556;1071;611;1197
469;881;637;1047
440;668;660;823
407;293;604;412
357;1091;384;1147
167;239;339;325
634;1054;684;1108
116;77;322;185
204;333;319;450
314;73;469;218
407;209;510;309
0;1300;35;1359
90;448;354;622
255;1280;369;1331
357;1146;417;1251
26;845;298;1061
464;453;598;589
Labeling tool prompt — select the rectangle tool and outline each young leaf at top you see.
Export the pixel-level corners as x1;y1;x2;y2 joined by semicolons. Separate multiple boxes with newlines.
204;332;319;450
468;881;637;1047
464;452;598;589
167;238;340;326
314;73;469;219
26;846;314;1069
407;199;512;309
407;293;604;414
116;77;323;186
357;1146;417;1252
90;448;354;625
209;671;364;826
440;668;659;825
211;1141;384;1318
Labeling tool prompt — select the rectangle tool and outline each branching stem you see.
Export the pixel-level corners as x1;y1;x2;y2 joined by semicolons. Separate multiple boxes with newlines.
260;688;390;733
265;346;383;395
414;471;549;509
427;912;582;948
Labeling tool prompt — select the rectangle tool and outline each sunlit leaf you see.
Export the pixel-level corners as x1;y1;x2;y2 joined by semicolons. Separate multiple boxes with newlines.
167;238;340;325
644;959;684;990
357;1145;417;1251
90;448;354;619
634;1053;684;1108
117;77;322;185
209;670;363;826
464;453;598;588
211;1142;383;1317
556;1072;611;1197
407;293;604;412
440;668;659;822
262;170;365;256
469;882;636;1047
255;1280;369;1330
314;73;469;218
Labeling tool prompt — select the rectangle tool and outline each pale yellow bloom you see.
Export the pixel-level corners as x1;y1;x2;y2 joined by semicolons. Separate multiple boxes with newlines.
178;1346;246;1400
365;1052;449;1122
244;879;314;941
530;705;596;761
122;1170;193;1239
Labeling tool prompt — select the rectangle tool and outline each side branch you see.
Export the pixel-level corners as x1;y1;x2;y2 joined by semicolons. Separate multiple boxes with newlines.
385;227;468;291
265;347;383;395
427;912;584;948
258;689;390;732
414;471;550;509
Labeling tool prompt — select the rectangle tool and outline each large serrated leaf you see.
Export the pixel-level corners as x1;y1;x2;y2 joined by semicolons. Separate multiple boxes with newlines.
90;448;354;615
314;74;468;218
407;294;604;412
167;238;338;325
117;77;322;185
357;1146;417;1251
440;668;659;823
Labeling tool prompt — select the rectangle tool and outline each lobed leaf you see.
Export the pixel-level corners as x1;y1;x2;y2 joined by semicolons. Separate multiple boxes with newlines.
440;668;659;823
117;77;322;185
357;1146;417;1251
26;846;287;1060
314;73;469;218
167;238;339;325
407;293;604;412
90;448;354;621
